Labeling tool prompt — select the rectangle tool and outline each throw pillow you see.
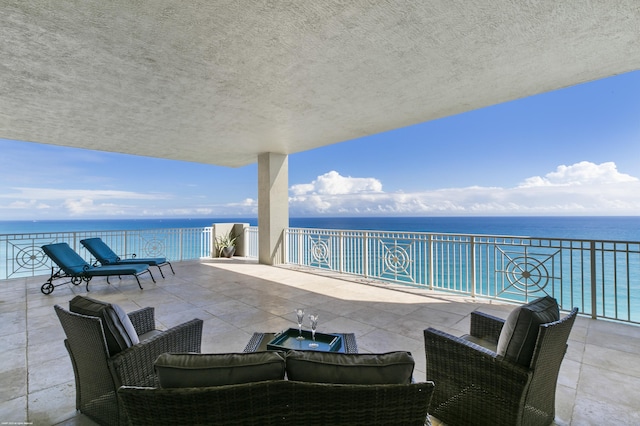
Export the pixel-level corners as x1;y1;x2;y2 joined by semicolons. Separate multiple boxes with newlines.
496;295;560;366
69;295;140;356
155;351;286;388
285;350;415;384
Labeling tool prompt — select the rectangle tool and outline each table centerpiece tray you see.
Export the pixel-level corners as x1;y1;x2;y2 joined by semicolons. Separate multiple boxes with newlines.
267;328;343;352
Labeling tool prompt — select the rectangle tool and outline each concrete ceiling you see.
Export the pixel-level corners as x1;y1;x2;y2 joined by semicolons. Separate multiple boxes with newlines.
1;1;639;168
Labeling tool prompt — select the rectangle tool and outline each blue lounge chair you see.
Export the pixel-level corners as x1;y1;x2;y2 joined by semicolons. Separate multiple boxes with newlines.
41;243;155;294
80;237;175;278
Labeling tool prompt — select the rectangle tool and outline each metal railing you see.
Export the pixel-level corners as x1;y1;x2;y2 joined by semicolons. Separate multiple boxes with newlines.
0;227;213;280
3;225;639;324
285;228;640;324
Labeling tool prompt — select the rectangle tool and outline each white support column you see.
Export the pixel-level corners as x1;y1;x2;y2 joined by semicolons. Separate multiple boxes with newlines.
258;153;289;265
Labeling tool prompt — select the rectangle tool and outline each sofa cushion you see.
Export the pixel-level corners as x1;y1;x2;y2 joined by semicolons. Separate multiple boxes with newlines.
285;350;414;384
69;295;139;356
155;351;286;388
496;295;560;366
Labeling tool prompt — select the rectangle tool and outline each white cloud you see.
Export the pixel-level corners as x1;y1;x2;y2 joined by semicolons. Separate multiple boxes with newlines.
519;161;638;187
64;198;126;216
8;200;51;210
221;198;258;214
137;199;258;219
1;188;167;201
2;162;638;219
289;163;640;216
0;187;170;217
290;171;382;196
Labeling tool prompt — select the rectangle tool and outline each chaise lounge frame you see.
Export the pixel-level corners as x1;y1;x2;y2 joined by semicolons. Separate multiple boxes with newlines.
80;237;174;278
41;242;155;294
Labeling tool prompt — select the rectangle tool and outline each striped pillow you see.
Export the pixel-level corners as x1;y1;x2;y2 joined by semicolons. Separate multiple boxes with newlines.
69;295;139;356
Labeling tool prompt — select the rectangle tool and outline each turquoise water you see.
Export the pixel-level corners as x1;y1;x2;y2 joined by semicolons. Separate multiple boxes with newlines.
2;216;640;241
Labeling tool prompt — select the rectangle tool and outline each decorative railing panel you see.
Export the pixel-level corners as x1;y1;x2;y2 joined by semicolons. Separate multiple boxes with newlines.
0;227;213;280
286;228;640;324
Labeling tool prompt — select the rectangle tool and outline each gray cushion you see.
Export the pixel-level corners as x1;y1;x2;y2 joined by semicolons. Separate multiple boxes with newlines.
285;350;415;384
155;351;286;388
139;329;163;341
497;295;560;366
462;335;498;353
69;295;139;356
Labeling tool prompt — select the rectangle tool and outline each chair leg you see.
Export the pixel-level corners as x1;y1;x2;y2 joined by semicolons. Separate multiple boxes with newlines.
134;274;144;290
156;262;174;279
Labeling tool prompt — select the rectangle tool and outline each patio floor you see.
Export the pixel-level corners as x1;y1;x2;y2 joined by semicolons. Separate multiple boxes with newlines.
1;258;639;425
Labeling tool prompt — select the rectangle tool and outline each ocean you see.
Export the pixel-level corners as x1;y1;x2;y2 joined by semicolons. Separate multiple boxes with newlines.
2;216;640;241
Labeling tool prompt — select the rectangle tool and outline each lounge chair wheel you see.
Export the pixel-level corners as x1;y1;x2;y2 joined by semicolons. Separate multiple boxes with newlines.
71;276;83;286
41;282;54;295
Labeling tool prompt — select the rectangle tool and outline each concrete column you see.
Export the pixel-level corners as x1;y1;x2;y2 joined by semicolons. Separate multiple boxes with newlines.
258;153;289;265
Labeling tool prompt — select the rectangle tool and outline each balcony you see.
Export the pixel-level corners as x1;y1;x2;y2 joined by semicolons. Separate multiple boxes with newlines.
1;257;640;424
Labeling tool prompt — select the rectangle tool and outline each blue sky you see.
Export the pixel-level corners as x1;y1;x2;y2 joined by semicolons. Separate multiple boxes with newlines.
1;71;639;220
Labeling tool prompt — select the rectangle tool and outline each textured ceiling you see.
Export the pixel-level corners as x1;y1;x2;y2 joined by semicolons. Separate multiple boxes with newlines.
1;1;639;167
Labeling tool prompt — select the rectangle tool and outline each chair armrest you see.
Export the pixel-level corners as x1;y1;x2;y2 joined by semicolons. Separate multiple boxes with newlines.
109;318;204;388
469;310;505;343
424;327;531;425
128;307;156;335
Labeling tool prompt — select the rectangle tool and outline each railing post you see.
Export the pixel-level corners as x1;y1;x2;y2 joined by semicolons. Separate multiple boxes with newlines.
124;230;128;259
470;236;476;298
4;237;8;280
362;232;369;278
244;227;248;258
214;227;218;258
428;234;433;290
590;240;597;320
283;228;288;264
338;231;344;274
297;229;303;266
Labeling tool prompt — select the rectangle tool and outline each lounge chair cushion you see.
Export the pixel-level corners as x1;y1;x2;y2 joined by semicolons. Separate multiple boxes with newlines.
69;295;140;356
497;295;560;366
155;351;286;388
285;350;415;384
42;243;90;275
80;237;167;266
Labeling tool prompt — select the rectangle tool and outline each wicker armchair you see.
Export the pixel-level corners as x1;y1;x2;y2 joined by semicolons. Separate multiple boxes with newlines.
119;380;435;425
54;304;203;426
424;306;578;426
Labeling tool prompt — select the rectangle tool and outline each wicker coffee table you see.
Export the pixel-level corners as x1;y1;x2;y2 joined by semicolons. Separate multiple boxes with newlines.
243;331;358;353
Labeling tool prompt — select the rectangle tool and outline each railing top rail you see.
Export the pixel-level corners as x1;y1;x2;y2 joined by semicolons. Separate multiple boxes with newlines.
286;227;640;245
0;226;213;239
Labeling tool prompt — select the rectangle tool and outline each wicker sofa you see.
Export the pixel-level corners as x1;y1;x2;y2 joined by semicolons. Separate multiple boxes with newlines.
118;350;436;426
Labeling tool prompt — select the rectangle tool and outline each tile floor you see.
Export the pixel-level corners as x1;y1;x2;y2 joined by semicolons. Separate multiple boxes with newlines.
1;258;640;425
